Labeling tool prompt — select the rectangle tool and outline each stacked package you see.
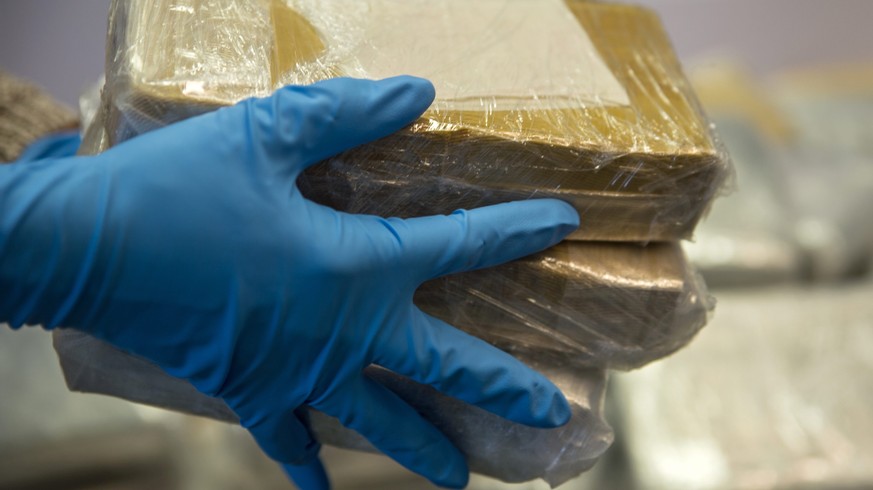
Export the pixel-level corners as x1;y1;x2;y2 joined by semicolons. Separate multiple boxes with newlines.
56;0;730;486
772;66;873;280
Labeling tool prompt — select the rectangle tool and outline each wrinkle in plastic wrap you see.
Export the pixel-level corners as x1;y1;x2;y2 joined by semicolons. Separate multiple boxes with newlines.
416;241;711;370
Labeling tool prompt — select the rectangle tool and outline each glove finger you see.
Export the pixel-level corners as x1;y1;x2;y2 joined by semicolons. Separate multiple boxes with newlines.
232;76;435;177
387;199;579;281
244;408;321;465
316;378;468;489
374;307;571;428
283;459;330;490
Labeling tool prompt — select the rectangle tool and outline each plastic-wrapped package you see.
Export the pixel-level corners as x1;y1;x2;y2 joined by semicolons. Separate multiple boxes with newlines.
52;237;710;380
416;241;712;370
53;329;613;488
51;239;711;481
614;282;873;489
56;0;727;483
87;0;731;242
51;241;709;484
681;65;802;287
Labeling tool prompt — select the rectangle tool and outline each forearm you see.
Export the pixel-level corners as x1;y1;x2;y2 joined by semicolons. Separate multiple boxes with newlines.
0;158;105;329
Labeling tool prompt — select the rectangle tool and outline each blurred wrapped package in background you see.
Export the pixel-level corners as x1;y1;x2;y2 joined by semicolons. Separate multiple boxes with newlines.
85;0;731;242
772;66;873;280
683;61;873;286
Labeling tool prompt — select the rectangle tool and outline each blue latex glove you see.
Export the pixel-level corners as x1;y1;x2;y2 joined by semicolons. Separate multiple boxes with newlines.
0;76;578;489
15;130;81;162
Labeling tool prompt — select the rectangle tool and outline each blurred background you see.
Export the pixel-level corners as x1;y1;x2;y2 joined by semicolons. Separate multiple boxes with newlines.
2;0;873;489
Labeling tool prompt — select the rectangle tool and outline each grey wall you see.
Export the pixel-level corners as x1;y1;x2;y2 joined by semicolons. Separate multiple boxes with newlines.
637;0;873;74
0;0;111;107
1;0;871;108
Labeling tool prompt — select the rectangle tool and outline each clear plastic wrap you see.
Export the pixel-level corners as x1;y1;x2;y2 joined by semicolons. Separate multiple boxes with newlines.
52;240;712;483
69;0;721;371
87;0;731;242
614;282;873;489
53;329;613;488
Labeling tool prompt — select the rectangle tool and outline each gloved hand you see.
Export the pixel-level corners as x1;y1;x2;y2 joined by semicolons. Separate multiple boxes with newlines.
0;76;578;489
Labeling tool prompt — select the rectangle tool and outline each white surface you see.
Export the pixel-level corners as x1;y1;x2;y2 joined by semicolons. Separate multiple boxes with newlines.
302;0;629;110
3;0;872;107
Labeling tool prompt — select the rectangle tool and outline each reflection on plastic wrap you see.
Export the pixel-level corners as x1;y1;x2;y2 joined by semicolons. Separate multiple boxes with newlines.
416;241;712;370
615;283;873;489
86;0;731;242
53;329;613;487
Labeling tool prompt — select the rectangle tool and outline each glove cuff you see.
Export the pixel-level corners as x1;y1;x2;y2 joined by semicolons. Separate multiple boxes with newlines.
0;71;78;163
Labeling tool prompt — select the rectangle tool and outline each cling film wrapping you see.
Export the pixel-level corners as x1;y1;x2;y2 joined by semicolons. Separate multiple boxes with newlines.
54;328;613;487
416;241;710;371
88;0;731;242
73;0;720;371
58;0;726;485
